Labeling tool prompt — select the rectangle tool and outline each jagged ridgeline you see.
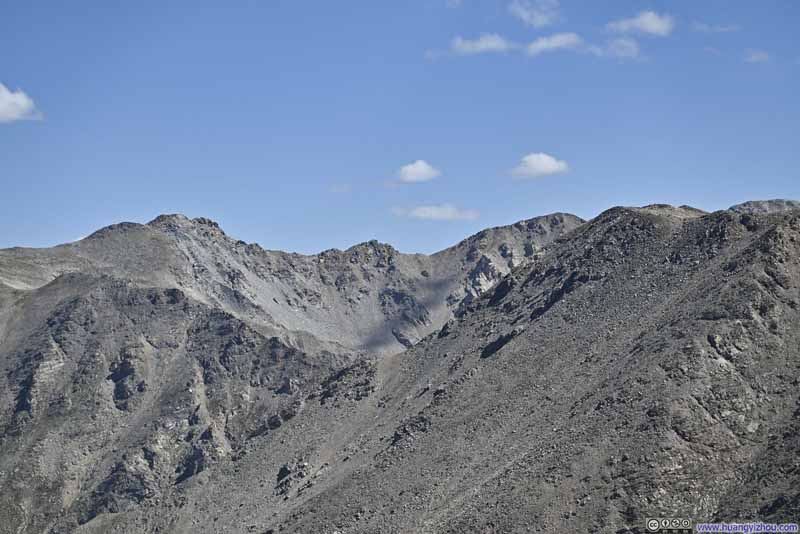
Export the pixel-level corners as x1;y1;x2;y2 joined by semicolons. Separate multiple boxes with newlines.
0;200;798;533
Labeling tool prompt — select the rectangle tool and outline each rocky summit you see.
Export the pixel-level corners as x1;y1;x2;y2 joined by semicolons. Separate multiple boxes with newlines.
1;201;799;534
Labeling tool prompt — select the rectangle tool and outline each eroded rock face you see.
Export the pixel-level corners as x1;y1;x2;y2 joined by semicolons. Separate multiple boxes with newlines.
0;277;343;533
3;203;800;533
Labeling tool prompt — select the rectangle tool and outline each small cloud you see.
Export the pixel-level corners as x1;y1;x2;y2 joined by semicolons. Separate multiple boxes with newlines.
0;83;42;123
605;37;640;59
398;160;441;183
394;203;479;221
704;46;723;56
512;152;569;179
446;0;463;7
508;0;560;28
692;21;740;33
607;11;675;37
744;49;769;63
436;32;642;63
588;37;641;60
451;34;517;55
527;32;583;56
329;184;351;194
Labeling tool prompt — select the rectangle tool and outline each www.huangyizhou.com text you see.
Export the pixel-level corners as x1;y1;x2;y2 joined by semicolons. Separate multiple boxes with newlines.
694;522;799;533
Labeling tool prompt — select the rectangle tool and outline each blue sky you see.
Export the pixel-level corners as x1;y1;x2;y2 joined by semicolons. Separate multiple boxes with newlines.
1;1;798;254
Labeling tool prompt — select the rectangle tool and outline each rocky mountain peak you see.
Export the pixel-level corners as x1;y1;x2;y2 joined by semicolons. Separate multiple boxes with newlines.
85;221;146;240
729;199;800;214
345;239;396;253
638;203;707;218
147;213;226;238
146;213;192;227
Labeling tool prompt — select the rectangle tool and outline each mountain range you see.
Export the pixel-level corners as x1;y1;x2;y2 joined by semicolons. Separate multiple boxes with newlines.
1;199;798;533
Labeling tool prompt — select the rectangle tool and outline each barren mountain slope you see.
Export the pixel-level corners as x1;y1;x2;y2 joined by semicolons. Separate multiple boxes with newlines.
217;205;799;534
2;203;799;534
0;213;583;356
0;211;582;534
66;203;798;534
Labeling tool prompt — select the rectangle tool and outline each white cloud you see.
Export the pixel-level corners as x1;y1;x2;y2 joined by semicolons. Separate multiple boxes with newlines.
588;37;641;59
606;38;640;59
607;11;675;37
744;49;770;63
526;32;583;56
398;160;442;183
394;203;479;221
0;83;41;123
512;152;569;179
508;0;560;28
440;31;641;63
451;34;517;55
446;0;463;7
692;21;739;33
